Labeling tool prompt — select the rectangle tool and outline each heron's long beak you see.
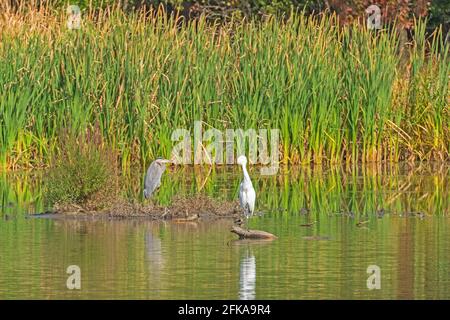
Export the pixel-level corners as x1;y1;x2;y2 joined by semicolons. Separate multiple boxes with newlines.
160;159;172;164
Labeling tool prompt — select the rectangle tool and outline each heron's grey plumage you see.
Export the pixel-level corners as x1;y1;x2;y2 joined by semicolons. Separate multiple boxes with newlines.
144;158;171;199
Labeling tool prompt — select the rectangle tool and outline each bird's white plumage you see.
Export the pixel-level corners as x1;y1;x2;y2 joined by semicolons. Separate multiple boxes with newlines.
239;181;256;218
237;155;256;220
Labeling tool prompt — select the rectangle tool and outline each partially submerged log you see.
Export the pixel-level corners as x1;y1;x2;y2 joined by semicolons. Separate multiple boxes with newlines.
231;226;277;240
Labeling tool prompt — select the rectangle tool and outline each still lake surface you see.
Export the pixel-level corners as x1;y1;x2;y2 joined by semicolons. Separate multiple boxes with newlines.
0;164;449;299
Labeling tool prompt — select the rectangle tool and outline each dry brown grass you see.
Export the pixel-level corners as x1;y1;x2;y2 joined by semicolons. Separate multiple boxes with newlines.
53;195;241;220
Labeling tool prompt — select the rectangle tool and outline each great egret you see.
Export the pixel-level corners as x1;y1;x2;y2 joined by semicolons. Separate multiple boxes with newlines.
144;158;171;199
237;155;256;230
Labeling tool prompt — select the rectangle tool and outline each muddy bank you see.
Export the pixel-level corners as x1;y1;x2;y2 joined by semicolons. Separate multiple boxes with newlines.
32;196;242;221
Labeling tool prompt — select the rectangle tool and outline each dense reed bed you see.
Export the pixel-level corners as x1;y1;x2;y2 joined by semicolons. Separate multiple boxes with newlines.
0;6;448;170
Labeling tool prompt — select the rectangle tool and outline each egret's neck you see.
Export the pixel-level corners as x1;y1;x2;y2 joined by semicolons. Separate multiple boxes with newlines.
241;163;252;185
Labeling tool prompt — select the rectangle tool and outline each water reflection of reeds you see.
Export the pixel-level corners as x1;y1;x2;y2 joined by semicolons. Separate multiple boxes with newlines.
0;211;448;298
1;164;448;217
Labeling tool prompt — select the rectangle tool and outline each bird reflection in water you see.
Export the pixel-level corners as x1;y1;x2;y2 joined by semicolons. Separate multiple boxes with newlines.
239;248;256;300
145;225;165;289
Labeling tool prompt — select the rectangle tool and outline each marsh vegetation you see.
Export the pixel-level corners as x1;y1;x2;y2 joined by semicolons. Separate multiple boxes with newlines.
0;6;448;171
1;1;449;300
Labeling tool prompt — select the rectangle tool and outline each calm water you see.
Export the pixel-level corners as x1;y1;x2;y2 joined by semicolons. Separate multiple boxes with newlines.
0;165;449;299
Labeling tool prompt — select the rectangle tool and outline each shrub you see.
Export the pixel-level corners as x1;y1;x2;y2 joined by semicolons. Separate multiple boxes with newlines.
46;135;119;211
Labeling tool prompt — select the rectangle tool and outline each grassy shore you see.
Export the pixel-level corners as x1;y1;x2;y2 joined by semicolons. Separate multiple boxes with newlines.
0;6;448;170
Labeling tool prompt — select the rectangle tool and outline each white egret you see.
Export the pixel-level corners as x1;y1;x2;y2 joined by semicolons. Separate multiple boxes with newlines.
237;155;256;230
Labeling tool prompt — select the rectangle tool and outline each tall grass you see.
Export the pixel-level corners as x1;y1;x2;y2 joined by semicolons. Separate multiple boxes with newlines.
0;6;448;170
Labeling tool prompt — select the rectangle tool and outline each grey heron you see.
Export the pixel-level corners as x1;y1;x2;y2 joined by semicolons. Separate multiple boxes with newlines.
237;155;256;230
143;158;171;199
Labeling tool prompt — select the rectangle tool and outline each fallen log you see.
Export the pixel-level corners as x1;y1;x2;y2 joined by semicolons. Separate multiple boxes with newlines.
231;226;277;240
